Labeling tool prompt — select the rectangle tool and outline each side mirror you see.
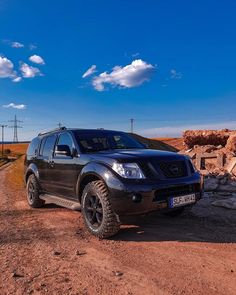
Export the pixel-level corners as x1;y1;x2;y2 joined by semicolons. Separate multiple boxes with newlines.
55;145;72;157
143;143;149;149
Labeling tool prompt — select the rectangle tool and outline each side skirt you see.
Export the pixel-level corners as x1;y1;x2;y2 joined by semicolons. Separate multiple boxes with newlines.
39;194;81;211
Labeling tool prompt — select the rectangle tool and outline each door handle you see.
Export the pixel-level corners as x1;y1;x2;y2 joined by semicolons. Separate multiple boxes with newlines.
48;160;55;168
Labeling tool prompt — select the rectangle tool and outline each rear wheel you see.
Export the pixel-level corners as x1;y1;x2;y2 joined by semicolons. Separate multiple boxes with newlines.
26;174;44;208
81;180;120;239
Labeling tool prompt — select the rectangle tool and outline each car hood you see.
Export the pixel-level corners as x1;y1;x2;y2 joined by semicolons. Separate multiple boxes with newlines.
90;149;187;164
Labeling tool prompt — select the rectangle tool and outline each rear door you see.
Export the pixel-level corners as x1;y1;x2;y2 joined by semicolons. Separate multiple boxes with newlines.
37;134;57;192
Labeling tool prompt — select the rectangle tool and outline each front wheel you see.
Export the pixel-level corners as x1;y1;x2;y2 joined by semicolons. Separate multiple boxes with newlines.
81;180;120;239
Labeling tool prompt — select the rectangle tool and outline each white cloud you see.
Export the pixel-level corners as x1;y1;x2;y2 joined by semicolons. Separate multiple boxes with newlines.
170;69;182;79
3;103;26;110
132;52;140;58
92;59;155;91
11;41;24;48
12;77;22;83
20;62;42;78
0;56;16;78
29;54;45;65
29;44;37;50
82;65;97;78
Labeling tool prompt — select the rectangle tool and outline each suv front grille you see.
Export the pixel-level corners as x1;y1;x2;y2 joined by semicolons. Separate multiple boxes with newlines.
138;162;155;178
153;183;201;202
158;161;188;178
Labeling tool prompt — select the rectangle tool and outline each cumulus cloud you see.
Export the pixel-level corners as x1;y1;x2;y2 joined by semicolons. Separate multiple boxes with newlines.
82;65;97;78
11;41;24;48
0;56;16;78
92;59;155;91
20;62;42;78
12;77;22;83
3;103;26;110
170;69;182;79
29;54;45;65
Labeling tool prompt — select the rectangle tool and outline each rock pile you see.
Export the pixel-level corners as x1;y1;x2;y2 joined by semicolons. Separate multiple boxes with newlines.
181;129;236;207
183;129;233;149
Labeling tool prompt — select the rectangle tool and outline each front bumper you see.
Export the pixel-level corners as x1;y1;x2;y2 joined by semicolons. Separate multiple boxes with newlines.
108;173;202;215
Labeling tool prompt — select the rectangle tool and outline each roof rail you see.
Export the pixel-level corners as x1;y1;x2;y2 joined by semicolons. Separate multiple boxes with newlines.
38;126;67;136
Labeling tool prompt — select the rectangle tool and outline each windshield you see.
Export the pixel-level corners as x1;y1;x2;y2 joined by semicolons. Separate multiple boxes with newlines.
74;131;144;153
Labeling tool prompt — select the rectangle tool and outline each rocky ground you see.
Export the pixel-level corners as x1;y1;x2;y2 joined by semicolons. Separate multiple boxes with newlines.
0;166;236;295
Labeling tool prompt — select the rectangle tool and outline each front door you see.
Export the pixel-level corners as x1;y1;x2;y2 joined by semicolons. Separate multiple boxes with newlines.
49;132;79;198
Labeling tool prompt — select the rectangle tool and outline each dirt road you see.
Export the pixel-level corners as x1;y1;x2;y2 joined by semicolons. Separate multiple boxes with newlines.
0;166;236;295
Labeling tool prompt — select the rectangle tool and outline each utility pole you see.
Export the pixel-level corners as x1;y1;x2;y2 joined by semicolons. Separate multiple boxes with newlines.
130;118;134;133
57;122;62;128
1;125;7;158
9;115;23;143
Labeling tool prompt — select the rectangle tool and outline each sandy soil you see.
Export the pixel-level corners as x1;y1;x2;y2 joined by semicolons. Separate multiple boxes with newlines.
0;166;236;295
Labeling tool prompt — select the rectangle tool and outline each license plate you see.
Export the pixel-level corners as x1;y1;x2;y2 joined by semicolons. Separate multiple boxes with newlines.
169;194;196;208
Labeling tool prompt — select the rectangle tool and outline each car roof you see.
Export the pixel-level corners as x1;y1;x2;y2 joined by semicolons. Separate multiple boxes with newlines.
37;127;124;138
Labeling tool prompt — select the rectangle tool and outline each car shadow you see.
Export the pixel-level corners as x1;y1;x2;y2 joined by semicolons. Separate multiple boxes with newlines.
114;211;236;243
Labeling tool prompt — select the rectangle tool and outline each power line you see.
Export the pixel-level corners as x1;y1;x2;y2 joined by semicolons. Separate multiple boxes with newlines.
8;115;23;143
0;125;7;158
130;118;134;133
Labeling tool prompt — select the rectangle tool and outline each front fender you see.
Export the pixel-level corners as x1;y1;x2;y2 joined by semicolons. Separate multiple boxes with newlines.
76;162;125;198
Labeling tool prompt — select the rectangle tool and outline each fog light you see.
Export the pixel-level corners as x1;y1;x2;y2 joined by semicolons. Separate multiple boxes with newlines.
132;194;142;203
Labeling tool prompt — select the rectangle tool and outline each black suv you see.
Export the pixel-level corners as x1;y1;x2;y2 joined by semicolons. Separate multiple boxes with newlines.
25;127;202;238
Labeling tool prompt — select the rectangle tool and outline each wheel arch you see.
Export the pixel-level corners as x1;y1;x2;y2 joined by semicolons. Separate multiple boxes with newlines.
25;163;39;184
77;172;105;202
76;162;113;202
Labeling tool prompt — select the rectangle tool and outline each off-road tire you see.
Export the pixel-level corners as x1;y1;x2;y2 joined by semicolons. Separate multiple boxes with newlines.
164;207;185;217
81;180;120;239
26;174;45;208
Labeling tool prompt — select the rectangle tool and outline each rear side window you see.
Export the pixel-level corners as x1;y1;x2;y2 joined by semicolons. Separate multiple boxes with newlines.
40;135;57;157
27;137;40;156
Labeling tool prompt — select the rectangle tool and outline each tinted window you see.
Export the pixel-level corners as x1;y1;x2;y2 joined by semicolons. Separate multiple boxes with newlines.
79;136;109;152
41;135;57;157
39;137;46;156
27;137;40;156
57;132;74;154
74;131;144;153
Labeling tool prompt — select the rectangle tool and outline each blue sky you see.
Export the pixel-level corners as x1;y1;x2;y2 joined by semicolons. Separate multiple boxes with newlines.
1;0;236;141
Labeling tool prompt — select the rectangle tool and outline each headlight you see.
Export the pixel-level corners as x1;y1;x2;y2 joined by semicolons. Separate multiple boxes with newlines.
112;163;145;179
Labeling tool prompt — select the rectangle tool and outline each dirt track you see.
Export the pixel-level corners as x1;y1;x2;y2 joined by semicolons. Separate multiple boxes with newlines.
0;166;236;295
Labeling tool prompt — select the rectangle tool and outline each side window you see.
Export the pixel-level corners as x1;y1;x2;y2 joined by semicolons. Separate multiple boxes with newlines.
27;137;40;156
41;135;57;158
39;137;46;156
56;132;74;155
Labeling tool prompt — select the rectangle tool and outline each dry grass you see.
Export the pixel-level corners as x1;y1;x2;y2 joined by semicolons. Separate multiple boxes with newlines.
2;144;27;188
5;156;25;189
3;143;28;156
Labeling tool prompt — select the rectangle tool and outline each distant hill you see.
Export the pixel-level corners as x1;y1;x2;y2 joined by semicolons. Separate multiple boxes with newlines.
4;141;30;144
129;133;178;152
153;137;183;151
